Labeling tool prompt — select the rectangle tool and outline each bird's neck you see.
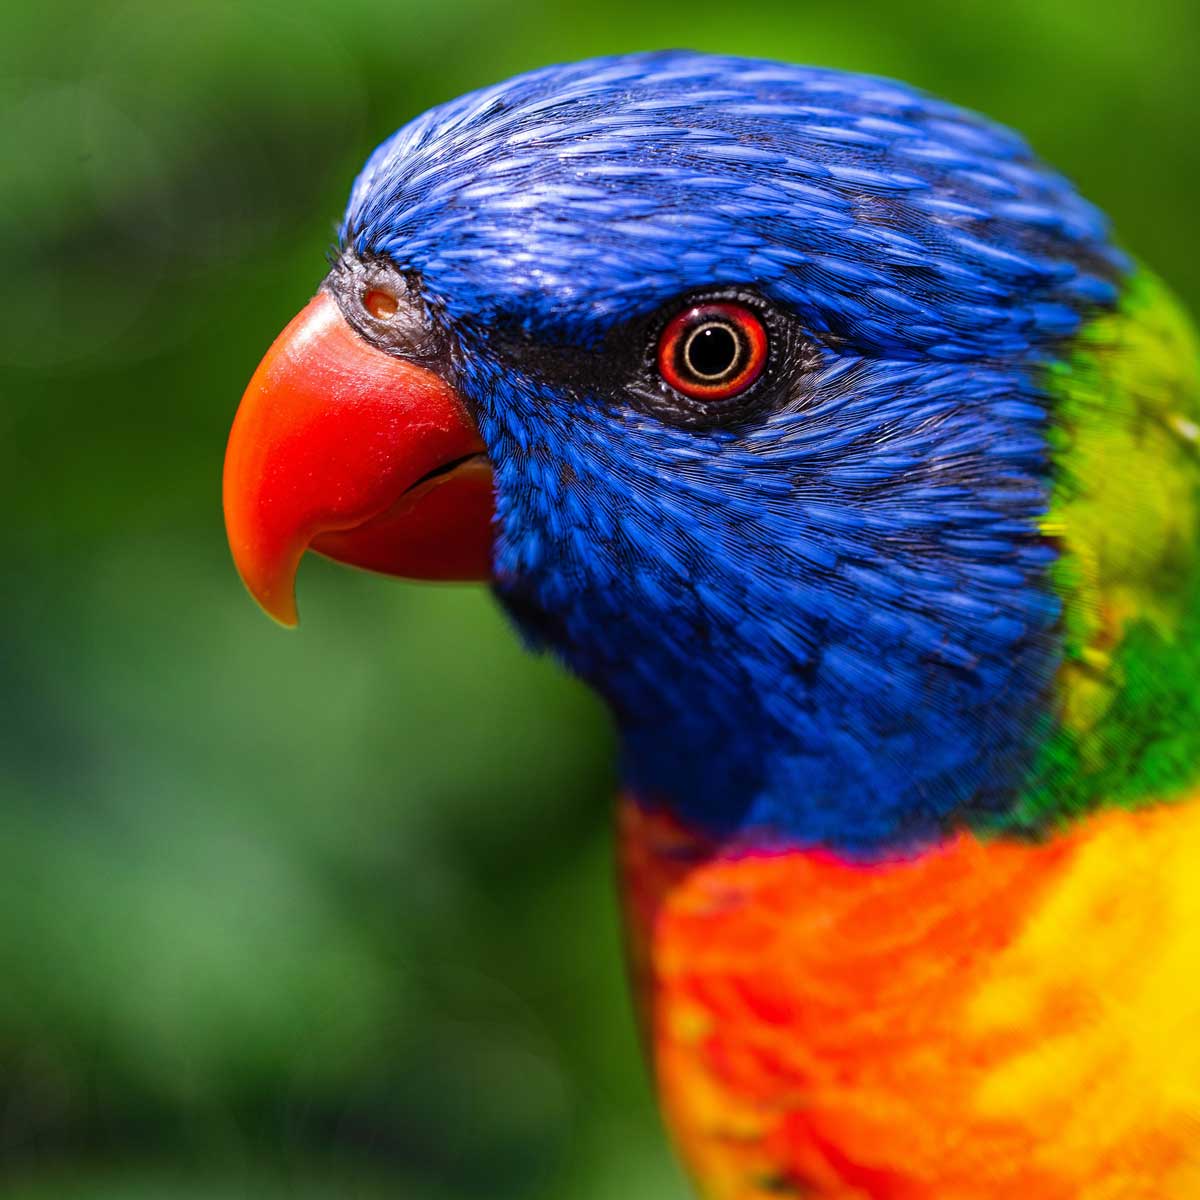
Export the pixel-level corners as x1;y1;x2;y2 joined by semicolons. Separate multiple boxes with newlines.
490;428;1057;858
488;272;1200;856
612;662;1040;857
502;566;1054;857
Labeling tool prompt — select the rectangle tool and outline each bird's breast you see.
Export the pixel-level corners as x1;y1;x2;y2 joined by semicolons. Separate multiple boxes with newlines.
618;794;1200;1199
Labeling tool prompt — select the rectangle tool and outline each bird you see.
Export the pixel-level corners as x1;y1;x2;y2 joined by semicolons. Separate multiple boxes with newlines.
222;50;1200;1200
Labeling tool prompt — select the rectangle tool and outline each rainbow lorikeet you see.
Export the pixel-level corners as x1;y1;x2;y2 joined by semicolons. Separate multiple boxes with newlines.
222;51;1200;1199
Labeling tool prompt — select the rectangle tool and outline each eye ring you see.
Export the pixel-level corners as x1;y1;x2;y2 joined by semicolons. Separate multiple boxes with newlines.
657;302;768;401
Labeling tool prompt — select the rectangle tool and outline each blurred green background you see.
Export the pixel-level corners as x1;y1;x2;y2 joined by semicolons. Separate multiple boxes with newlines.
1;0;1196;1195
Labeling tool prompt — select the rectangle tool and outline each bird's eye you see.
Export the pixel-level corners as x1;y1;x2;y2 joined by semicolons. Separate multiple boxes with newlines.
657;302;768;401
363;288;399;319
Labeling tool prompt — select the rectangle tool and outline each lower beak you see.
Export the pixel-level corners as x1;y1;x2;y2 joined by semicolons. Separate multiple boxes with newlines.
222;292;494;626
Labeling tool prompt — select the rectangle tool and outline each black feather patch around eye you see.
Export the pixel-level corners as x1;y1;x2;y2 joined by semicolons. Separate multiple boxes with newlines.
484;288;823;431
627;290;822;429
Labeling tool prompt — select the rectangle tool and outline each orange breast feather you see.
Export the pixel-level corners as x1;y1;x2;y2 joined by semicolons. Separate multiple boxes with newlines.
618;797;1200;1199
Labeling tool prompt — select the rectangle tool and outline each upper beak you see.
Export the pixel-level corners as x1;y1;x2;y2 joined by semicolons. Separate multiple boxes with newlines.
223;291;494;626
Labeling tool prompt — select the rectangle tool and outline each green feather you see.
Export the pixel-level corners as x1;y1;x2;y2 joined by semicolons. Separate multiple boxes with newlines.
1004;270;1200;832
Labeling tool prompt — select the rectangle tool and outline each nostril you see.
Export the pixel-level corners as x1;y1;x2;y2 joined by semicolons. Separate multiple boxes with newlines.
363;288;398;319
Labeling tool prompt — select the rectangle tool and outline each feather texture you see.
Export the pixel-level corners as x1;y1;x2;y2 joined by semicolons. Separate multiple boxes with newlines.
621;795;1200;1198
329;52;1200;1195
337;51;1147;852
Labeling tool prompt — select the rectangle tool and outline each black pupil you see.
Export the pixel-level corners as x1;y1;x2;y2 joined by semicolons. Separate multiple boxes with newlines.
684;323;740;380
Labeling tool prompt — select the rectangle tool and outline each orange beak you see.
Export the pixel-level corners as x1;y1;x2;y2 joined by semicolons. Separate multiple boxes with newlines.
223;291;494;626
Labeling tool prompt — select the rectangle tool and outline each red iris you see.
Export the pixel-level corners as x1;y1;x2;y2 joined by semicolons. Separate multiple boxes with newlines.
657;302;768;401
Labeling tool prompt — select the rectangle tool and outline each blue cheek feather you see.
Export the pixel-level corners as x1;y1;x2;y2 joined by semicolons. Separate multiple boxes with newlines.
338;51;1127;856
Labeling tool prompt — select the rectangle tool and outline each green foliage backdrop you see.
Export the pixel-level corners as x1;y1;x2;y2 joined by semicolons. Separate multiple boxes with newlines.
1;1;1197;1194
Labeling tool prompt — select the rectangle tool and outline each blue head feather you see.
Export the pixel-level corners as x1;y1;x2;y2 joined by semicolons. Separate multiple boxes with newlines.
340;51;1128;855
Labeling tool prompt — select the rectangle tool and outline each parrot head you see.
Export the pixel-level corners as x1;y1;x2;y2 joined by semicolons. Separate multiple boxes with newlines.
224;52;1129;853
